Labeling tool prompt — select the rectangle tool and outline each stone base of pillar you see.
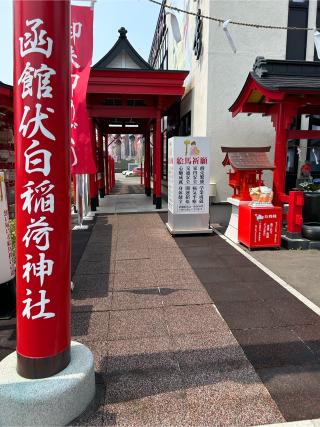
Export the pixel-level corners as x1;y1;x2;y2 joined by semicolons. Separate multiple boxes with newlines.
99;187;105;198
145;188;151;197
153;194;156;205
90;198;97;211
155;197;162;209
0;341;95;426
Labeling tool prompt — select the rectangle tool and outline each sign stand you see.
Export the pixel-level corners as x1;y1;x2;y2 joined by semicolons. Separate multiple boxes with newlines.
0;173;16;319
166;136;213;235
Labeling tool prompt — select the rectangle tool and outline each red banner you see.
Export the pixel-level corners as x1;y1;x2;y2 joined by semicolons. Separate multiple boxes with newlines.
71;5;96;174
14;0;71;368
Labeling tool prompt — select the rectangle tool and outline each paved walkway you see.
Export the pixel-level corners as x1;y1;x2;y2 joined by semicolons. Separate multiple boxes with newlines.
71;212;320;426
97;175;168;214
97;194;168;214
1;211;320;425
111;175;145;195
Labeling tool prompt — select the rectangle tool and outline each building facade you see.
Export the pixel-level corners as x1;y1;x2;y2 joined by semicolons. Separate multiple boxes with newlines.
149;0;320;202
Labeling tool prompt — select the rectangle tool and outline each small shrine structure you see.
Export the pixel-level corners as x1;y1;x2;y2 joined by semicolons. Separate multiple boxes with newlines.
221;146;274;201
229;57;320;244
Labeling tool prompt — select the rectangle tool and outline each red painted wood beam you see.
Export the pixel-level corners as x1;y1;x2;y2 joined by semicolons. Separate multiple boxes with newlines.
298;105;320;115
241;103;273;114
0;85;13;99
288;130;320;140
105;127;145;134
89;69;188;90
88;84;185;97
0;97;13;110
88;105;158;118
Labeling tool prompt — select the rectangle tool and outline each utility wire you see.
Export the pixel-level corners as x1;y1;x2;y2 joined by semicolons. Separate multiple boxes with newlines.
147;0;320;31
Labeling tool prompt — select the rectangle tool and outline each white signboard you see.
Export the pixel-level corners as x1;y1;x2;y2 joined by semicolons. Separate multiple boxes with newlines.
168;136;210;214
0;172;15;284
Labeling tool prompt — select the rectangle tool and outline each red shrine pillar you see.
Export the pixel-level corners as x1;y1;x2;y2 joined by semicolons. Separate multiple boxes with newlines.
111;157;115;188
97;126;105;198
14;0;71;378
108;156;111;193
273;104;289;206
90;120;98;211
152;126;156;204
144;127;151;196
154;111;162;209
273;104;304;235
104;133;110;195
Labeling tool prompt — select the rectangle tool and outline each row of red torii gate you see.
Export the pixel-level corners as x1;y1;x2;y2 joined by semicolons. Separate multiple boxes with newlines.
84;27;188;210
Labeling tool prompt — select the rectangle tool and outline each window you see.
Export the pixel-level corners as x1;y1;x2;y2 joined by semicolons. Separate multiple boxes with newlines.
307;116;320;175
314;0;320;60
286;0;309;60
180;111;192;136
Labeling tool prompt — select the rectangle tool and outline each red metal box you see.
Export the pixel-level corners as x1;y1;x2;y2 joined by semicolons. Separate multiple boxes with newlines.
238;204;282;249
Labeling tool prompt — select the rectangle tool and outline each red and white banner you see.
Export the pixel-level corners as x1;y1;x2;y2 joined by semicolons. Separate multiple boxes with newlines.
14;0;71;362
71;5;96;174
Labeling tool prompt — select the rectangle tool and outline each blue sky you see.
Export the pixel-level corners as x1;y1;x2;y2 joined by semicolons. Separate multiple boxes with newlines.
0;0;161;85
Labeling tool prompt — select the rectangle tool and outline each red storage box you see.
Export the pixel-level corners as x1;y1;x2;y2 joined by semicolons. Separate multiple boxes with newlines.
238;204;282;249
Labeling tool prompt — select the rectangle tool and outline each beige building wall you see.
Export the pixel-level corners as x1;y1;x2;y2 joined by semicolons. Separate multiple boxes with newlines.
165;0;293;201
167;0;211;137
206;0;289;201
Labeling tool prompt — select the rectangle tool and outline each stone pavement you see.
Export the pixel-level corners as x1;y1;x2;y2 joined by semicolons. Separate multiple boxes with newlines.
96;174;167;214
71;212;320;426
1;211;320;426
97;194;168;214
111;174;145;195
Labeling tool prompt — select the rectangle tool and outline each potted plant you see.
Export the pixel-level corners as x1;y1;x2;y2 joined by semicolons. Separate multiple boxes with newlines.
299;182;320;222
298;181;320;240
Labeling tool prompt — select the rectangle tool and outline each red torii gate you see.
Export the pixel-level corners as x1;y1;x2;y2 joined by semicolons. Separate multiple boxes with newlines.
229;57;320;236
87;28;188;209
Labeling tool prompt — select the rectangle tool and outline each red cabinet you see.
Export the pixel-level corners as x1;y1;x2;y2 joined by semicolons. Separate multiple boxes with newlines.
238;204;282;249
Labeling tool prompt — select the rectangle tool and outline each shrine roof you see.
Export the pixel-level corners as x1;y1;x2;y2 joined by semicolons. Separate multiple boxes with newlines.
251;57;320;91
221;146;274;170
229;57;320;117
93;27;153;70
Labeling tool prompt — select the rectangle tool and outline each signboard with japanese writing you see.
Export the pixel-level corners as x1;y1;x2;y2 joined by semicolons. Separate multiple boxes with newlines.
14;0;71;363
168;136;210;215
0;172;15;284
238;205;282;248
70;5;96;174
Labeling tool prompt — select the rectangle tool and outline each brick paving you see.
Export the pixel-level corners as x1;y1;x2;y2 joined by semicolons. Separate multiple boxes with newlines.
2;211;320;425
71;213;286;426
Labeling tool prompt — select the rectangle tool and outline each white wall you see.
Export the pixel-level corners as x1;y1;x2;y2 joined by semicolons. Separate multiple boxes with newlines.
165;0;293;201
206;0;289;201
167;0;210;136
107;51;141;69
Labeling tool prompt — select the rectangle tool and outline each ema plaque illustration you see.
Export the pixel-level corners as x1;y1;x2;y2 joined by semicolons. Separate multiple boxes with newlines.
167;136;212;234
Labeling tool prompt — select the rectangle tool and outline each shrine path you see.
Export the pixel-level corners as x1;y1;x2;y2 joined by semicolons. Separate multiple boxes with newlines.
70;212;320;426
